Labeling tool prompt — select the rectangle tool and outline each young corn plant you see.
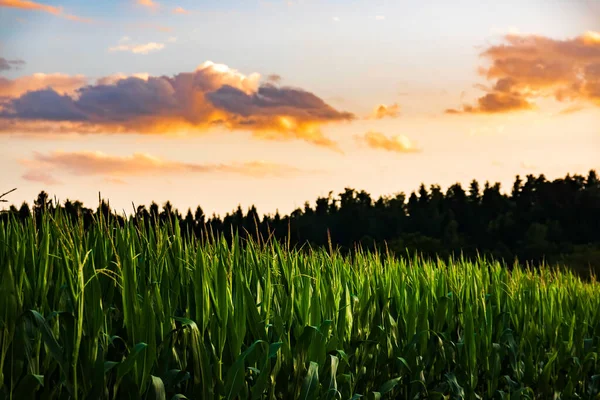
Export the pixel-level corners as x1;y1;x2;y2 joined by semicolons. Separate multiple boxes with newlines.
0;211;599;399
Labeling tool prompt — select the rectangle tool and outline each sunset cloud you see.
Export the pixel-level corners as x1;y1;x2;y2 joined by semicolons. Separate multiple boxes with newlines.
172;6;189;14
520;161;537;170
0;73;87;97
267;74;282;84
22;169;61;185
0;0;60;14
0;61;355;148
368;103;400;119
447;31;600;114
558;104;587;115
0;57;25;71
0;0;90;22
445;92;535;114
356;131;420;153
95;72;150;86
21;151;311;183
108;41;165;55
137;0;158;9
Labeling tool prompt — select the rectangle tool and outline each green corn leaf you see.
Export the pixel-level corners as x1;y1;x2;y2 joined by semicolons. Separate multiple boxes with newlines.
117;342;148;380
298;361;319;400
147;375;166;400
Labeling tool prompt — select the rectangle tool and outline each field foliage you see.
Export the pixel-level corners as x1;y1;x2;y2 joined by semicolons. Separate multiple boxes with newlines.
1;212;599;399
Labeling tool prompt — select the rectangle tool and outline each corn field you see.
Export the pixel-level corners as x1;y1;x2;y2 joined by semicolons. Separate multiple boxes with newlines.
1;213;600;400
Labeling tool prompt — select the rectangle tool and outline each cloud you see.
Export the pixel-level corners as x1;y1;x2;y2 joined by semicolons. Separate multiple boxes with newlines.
0;57;25;71
267;74;282;84
448;31;600;114
63;13;92;23
0;0;60;14
558;104;587;115
173;6;189;14
368;103;400;119
95;72;150;86
21;151;311;183
0;73;87;97
520;161;537;170
356;131;420;153
0;0;91;22
108;38;165;54
22;169;61;185
446;92;535;114
0;61;355;149
137;0;158;9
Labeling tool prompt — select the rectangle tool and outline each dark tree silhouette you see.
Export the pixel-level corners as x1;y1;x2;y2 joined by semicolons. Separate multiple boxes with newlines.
5;170;600;275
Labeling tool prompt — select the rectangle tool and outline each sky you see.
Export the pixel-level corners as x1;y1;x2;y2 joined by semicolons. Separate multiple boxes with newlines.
0;0;599;216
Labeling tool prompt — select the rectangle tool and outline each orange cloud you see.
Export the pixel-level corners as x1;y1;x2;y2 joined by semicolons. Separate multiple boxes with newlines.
64;14;93;23
21;151;312;183
173;6;189;14
448;31;600;114
22;169;61;185
0;0;91;22
137;0;158;9
0;73;87;97
0;61;354;149
0;0;59;14
108;39;165;55
446;92;536;114
368;103;400;119
356;131;420;153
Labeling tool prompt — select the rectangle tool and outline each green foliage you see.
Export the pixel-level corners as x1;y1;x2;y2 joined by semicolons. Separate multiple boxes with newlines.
1;212;600;399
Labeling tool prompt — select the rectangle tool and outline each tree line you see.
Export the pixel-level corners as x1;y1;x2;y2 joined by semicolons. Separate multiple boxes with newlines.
2;170;600;274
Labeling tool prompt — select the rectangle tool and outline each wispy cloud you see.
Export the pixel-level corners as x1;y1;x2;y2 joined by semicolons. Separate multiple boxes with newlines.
520;161;537;170
21;151;312;184
266;74;282;84
557;105;587;115
0;57;25;71
355;131;420;153
108;37;165;54
22;169;61;185
0;61;355;149
172;6;189;14
0;0;60;14
0;0;91;22
367;103;400;119
109;42;164;55
447;31;600;114
137;0;158;9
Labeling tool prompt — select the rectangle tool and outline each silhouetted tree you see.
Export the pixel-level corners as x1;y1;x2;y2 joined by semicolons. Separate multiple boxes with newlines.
6;169;600;275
